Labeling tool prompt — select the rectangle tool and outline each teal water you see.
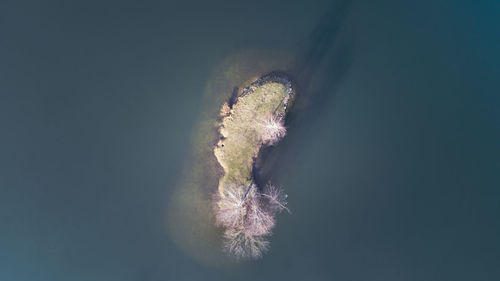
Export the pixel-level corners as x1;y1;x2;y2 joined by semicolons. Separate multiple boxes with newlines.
1;0;499;280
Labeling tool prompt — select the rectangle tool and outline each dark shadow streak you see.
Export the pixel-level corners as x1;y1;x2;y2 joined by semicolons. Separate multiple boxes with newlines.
228;87;239;108
254;0;353;188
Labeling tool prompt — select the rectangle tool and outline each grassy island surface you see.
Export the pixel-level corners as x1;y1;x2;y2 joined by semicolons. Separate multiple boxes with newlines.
213;74;294;259
214;77;292;193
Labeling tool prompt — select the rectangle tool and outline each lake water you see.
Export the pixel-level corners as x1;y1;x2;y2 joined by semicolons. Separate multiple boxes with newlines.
1;0;499;280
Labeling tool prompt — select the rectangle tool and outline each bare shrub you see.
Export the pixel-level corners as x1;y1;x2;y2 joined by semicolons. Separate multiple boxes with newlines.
219;102;231;117
262;184;290;214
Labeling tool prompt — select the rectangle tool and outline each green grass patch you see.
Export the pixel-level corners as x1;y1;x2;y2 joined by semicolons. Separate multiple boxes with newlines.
214;82;288;191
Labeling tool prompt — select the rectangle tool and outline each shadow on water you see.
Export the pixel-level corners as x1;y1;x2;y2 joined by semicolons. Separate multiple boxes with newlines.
255;0;353;187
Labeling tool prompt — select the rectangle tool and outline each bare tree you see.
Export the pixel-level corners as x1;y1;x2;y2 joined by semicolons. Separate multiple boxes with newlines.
244;192;275;236
223;227;269;259
214;185;246;228
257;115;287;145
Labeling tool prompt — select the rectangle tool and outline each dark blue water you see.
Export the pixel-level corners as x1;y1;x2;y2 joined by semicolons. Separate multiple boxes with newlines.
1;0;499;280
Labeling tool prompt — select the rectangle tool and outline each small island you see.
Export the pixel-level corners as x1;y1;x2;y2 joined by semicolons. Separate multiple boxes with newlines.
213;73;294;259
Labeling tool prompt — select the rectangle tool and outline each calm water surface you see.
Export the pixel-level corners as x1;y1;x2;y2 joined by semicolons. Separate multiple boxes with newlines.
1;0;499;280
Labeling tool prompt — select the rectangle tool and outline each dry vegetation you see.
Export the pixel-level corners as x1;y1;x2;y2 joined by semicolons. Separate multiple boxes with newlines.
215;184;288;259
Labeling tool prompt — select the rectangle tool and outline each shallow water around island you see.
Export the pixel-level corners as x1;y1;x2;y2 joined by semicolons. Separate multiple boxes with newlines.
167;50;296;266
